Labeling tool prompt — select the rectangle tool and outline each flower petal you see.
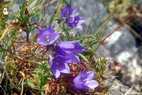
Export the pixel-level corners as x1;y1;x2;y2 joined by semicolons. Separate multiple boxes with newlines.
85;80;99;89
76;25;83;31
51;66;61;78
78;19;85;24
57;41;75;49
60;63;70;73
86;71;94;80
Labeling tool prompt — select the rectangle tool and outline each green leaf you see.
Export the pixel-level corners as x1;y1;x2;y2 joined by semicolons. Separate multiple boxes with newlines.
85;47;97;58
49;3;63;24
78;53;89;62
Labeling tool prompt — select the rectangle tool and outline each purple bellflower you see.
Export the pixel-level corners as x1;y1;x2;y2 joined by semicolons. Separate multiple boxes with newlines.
37;25;60;46
55;40;84;63
61;5;85;30
49;54;71;78
56;40;84;55
73;69;99;89
61;5;77;19
66;16;85;31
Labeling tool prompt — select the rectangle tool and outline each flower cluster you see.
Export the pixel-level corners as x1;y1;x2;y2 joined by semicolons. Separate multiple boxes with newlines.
37;25;84;78
36;4;99;90
61;5;85;31
49;40;84;78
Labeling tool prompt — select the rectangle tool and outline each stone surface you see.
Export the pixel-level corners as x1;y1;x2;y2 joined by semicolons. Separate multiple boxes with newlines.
103;20;142;90
105;78;140;95
73;0;108;32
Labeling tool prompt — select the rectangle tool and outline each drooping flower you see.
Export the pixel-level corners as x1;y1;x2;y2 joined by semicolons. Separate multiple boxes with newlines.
61;5;77;19
56;40;84;55
73;69;99;89
49;54;71;78
66;16;85;31
37;25;60;46
55;40;84;63
61;5;85;30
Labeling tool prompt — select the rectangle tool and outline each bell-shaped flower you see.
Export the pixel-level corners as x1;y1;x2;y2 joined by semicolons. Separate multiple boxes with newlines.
61;5;77;19
61;5;85;30
66;16;85;31
49;54;71;78
55;40;84;63
37;25;60;46
73;69;99;89
56;40;84;55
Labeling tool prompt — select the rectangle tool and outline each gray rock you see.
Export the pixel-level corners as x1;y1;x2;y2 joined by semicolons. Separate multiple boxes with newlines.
73;0;107;31
102;20;142;91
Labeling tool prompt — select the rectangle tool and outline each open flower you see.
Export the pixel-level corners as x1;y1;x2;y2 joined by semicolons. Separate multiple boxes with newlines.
55;40;84;62
37;25;60;46
73;69;99;89
66;16;85;31
49;54;71;78
61;5;77;19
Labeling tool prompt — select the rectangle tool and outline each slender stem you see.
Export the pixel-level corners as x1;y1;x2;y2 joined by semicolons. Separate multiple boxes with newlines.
26;32;29;42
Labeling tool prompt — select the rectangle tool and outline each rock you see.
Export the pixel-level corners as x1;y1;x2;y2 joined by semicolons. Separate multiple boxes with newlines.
73;0;107;30
107;79;140;95
103;20;142;90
